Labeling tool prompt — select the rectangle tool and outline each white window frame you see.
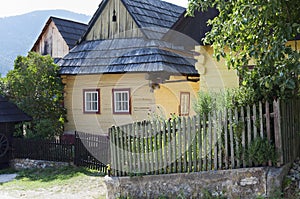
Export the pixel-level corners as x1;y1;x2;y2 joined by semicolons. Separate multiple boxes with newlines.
113;89;131;114
83;89;100;114
180;92;190;116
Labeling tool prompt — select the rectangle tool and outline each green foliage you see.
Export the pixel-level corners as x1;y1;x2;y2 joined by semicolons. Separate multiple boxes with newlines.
194;89;237;115
3;52;66;139
246;137;278;165
187;0;300;101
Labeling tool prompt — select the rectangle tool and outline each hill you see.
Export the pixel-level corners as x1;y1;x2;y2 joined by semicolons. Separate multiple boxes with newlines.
0;10;91;76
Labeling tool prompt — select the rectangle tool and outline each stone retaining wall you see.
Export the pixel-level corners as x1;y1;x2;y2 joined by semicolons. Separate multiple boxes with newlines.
10;159;72;170
105;165;290;199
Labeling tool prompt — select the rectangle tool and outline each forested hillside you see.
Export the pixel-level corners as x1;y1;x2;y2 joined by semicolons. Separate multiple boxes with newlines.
0;10;90;76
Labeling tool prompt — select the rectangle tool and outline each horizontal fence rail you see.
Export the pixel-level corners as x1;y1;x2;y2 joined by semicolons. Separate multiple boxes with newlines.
109;99;300;177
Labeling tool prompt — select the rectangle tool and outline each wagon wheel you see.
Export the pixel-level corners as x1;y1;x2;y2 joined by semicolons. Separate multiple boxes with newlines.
0;133;9;157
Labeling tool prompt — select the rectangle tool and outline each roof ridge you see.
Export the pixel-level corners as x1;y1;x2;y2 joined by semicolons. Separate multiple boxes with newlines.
50;16;88;26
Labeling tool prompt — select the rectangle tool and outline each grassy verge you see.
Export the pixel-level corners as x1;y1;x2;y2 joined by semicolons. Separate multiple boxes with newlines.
0;166;105;190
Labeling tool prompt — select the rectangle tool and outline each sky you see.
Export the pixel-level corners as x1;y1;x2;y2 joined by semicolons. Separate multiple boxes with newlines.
0;0;189;18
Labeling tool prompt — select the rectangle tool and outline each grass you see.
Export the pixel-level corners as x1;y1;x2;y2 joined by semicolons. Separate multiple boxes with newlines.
0;166;106;191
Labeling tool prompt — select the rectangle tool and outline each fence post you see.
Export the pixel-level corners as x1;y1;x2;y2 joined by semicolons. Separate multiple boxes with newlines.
273;100;283;166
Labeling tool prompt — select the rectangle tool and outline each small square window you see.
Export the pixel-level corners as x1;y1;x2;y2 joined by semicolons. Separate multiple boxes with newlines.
83;89;100;114
113;89;131;114
180;92;190;116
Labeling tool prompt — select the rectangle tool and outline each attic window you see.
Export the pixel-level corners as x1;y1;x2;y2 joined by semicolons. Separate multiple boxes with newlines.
112;9;117;22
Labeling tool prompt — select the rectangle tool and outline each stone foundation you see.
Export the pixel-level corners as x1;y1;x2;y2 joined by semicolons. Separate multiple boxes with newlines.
10;159;72;170
105;165;291;199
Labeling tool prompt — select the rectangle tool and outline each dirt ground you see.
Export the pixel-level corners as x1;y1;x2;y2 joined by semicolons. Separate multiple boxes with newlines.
0;175;107;199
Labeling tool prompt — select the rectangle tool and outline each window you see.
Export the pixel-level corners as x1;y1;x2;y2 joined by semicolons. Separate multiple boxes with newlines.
83;89;100;114
180;92;190;116
113;89;131;114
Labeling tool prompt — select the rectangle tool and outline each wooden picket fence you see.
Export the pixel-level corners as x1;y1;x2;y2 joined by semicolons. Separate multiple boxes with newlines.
12;132;110;173
12;138;73;162
109;99;300;177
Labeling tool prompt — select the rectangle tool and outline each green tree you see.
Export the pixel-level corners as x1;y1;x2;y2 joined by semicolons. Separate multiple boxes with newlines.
187;0;300;102
4;52;66;138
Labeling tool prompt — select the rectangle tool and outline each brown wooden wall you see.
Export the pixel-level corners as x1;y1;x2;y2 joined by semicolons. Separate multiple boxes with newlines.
85;0;143;40
32;21;69;58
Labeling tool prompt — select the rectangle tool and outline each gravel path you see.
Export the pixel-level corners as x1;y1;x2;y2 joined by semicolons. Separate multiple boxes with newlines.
0;175;107;199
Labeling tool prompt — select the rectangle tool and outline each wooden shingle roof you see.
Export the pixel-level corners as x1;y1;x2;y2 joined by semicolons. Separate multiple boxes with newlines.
169;8;219;45
51;17;88;49
32;17;88;51
122;0;184;29
0;95;32;123
58;38;198;76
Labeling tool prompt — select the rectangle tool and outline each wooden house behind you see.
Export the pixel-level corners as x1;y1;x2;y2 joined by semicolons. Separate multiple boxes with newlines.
168;8;239;91
169;9;300;92
31;17;88;61
58;0;200;134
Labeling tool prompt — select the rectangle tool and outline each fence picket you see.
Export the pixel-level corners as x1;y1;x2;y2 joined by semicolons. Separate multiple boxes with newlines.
167;119;172;174
247;105;252;167
253;104;257;139
229;109;235;169
197;115;202;172
192;116;197;172
213;111;218;170
178;118;182;173
182;117;187;173
234;108;240;168
241;107;246;168
162;121;167;174
172;119;177;173
218;111;222;170
203;114;207;171
157;121;162;174
265;101;272;166
224;109;228;169
187;117;193;172
259;101;264;138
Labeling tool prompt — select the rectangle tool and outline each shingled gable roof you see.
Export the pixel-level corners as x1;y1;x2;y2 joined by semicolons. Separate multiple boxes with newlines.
32;17;88;51
0;95;32;123
168;8;219;45
58;38;199;76
80;0;185;41
59;0;199;76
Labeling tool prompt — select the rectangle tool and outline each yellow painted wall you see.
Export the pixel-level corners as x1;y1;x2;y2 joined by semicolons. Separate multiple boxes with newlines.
32;21;69;58
61;73;199;135
194;45;239;92
195;40;300;92
85;0;142;40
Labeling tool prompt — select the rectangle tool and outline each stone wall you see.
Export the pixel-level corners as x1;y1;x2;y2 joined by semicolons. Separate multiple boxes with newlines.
105;165;290;199
10;159;72;170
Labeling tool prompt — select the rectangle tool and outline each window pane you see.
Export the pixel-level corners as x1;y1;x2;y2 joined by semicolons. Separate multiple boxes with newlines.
180;93;190;115
84;91;99;112
114;90;130;113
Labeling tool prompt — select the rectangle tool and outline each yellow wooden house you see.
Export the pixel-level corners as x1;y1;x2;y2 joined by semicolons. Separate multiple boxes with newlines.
58;0;200;134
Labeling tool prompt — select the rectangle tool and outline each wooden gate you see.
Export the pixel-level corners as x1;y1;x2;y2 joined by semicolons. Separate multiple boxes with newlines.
74;131;110;173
